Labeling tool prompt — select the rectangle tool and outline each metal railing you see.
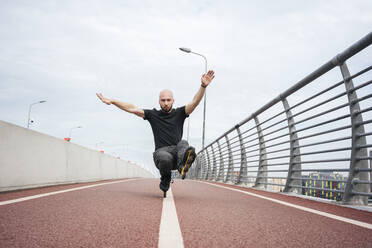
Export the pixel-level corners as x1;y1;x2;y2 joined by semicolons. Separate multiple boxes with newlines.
188;32;372;205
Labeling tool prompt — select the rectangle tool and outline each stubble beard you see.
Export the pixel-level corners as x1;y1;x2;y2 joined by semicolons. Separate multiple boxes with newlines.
161;104;173;113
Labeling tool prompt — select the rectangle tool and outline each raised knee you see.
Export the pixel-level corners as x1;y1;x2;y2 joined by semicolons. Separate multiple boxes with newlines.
178;140;188;146
156;151;173;165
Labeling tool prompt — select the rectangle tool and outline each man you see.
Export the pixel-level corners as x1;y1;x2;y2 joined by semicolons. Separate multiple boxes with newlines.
96;70;215;197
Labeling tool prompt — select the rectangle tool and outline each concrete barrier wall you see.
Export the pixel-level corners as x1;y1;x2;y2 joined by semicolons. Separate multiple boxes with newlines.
0;120;153;192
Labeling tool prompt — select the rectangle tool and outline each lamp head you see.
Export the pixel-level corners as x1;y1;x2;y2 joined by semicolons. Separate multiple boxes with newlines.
179;47;191;53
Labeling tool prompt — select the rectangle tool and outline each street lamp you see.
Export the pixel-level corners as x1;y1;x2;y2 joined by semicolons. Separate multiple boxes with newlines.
69;126;83;140
179;47;208;149
95;141;105;153
27;100;46;128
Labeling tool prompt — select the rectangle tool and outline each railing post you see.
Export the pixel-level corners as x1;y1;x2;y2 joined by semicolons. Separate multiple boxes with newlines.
224;135;234;183
205;148;212;180
197;152;204;180
202;153;208;180
211;145;217;181
254;117;268;189
339;62;369;205
216;140;225;181
197;156;202;179
370;150;372;194
196;154;202;179
200;152;206;180
191;156;201;179
199;156;205;180
282;98;302;193
236;126;247;185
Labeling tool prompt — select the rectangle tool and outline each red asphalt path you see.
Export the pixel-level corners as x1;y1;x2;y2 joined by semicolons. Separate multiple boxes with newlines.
0;179;162;247
1;178;372;247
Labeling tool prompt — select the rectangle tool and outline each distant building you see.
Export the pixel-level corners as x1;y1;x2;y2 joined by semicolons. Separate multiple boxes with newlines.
267;178;286;192
302;172;346;201
230;171;238;184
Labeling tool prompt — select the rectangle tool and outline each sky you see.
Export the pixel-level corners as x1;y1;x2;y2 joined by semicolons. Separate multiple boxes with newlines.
0;0;371;176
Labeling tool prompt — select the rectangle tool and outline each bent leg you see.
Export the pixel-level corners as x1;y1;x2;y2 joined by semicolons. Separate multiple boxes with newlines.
153;148;176;192
176;140;190;166
176;140;196;177
154;150;174;176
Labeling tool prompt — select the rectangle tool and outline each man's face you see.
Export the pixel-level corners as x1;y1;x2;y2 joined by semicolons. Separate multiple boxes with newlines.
159;90;174;113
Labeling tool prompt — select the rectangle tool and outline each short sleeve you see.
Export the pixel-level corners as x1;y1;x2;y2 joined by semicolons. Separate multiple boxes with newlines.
180;106;189;118
143;109;151;120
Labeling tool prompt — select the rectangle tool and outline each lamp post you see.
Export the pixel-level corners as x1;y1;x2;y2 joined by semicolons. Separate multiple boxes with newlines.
179;47;208;149
69;126;83;140
27;100;46;128
95;141;105;153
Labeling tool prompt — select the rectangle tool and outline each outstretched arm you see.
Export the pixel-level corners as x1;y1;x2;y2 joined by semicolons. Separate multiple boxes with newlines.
96;93;145;118
185;70;215;115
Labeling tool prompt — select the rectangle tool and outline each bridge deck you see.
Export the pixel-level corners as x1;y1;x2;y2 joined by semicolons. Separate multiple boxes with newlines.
1;178;371;247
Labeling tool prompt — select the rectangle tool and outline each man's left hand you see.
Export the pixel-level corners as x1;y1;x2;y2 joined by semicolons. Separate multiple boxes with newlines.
201;70;215;87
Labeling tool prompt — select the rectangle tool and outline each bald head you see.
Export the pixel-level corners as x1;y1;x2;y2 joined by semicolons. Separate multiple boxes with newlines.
159;89;174;113
159;89;173;99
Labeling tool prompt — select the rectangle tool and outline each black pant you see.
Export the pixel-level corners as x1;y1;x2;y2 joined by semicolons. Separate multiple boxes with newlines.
153;140;189;179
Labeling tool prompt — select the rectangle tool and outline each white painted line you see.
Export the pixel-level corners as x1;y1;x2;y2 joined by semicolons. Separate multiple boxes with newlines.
158;187;184;248
0;179;139;206
201;181;372;230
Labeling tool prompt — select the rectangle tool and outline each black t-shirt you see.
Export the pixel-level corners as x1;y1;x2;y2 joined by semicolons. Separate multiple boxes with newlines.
144;106;189;150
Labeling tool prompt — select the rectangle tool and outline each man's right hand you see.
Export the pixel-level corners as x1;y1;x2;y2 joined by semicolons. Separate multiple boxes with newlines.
96;93;145;118
96;93;112;105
